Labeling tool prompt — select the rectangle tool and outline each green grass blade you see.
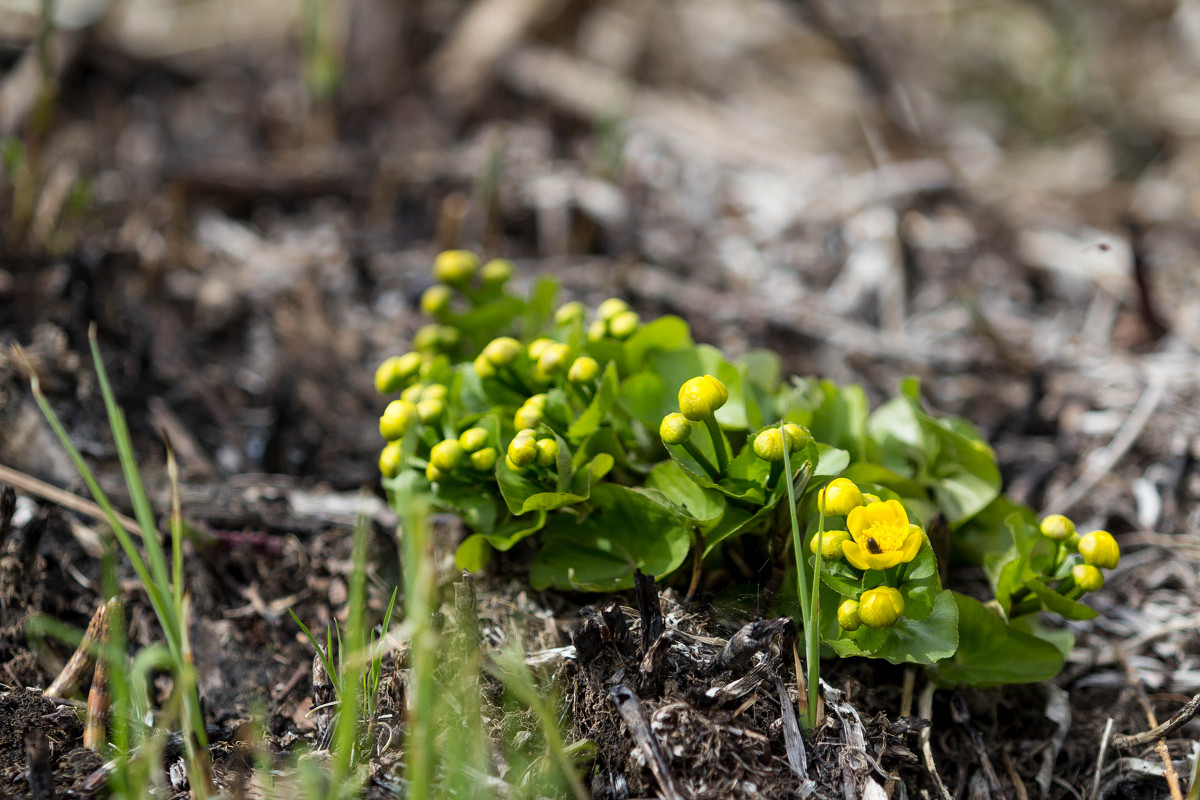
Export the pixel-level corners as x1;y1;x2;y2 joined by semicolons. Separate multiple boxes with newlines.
88;327;179;645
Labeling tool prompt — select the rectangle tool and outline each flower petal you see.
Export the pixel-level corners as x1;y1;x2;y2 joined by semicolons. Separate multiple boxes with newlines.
898;529;924;563
842;540;870;571
846;505;867;539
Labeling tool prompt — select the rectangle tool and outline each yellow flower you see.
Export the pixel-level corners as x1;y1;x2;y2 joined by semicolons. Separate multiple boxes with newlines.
818;478;863;517
858;586;905;629
842;499;924;571
379;399;417;441
678;375;728;421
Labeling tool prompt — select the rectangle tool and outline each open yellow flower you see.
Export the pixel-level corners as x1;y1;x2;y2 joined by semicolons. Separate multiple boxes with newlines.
842;499;924;571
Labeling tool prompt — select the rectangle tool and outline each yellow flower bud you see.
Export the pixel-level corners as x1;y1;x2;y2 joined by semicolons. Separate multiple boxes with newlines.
861;493;881;505
537;343;571;374
433;250;478;285
426;462;447;483
837;599;861;632
818;478;863;517
514;403;542;430
1039;514;1075;542
525;393;548;409
379;442;404;479
858;586;905;629
1072;563;1105;592
608;310;640;339
527;338;555;360
810;529;851;560
568;356;600;384
587;319;608;342
536;438;559;467
482;337;521;366
554;301;585;326
783;423;811;452
678;375;729;421
459;427;489;452
470;447;498;471
660;413;692;446
421;284;453;316
430;440;465;471
598;298;630;322
437;325;460;349
421;384;448;403
401;383;425;404
480;259;513;285
417;398;444;423
379;400;418;441
507;435;538;468
375;353;421;394
753;428;787;462
413;324;442;353
1078;530;1120;569
474;354;497;379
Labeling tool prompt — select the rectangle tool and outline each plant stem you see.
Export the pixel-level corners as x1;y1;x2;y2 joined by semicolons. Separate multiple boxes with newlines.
780;431;814;730
807;505;824;728
767;461;783;490
703;415;729;474
681;440;721;481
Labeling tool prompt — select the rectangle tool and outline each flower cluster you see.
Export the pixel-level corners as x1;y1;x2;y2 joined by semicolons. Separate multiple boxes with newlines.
369;250;1119;686
810;478;928;630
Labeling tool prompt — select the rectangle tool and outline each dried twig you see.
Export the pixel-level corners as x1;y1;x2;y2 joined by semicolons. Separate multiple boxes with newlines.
0;463;145;538
1090;718;1114;800
918;683;953;800
1112;692;1200;748
1043;376;1167;515
610;684;687;800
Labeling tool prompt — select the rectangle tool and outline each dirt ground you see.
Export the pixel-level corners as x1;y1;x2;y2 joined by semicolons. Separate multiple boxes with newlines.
1;0;1200;797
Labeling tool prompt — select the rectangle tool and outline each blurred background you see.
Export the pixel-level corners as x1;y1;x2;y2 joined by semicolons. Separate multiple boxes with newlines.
1;0;1199;538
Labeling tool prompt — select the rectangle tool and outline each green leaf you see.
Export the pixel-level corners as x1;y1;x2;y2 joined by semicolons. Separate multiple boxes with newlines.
618;372;671;430
810;380;868;462
646;461;726;529
1022;579;1098;621
455;511;549;571
521;278;560;337
704;505;767;554
495;458;586;515
530;484;691;591
568;360;619;442
928;593;1064;687
814;445;850;478
622;316;692;371
865;382;1001;525
434;482;499;533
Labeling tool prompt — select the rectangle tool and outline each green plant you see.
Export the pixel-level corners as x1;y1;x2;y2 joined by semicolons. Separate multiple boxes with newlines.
374;252;1122;687
17;327;214;796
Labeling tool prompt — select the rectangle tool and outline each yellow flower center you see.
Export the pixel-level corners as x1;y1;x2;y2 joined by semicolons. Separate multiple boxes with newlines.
859;518;909;555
